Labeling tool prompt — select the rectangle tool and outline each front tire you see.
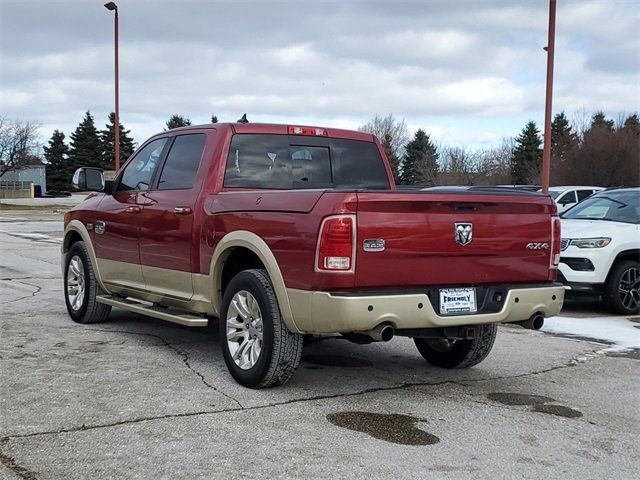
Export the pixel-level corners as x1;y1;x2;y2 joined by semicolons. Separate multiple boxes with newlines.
605;260;640;315
220;269;303;388
64;241;111;324
414;323;497;369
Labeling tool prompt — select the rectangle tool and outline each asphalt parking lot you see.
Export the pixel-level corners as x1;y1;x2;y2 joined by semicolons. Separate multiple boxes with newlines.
1;210;639;479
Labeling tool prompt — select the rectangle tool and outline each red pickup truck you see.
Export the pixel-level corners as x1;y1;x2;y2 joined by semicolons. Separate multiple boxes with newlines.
63;122;564;388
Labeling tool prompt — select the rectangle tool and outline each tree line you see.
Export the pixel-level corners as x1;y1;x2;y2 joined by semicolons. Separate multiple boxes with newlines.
1;110;637;191
358;111;639;188
0;112;217;191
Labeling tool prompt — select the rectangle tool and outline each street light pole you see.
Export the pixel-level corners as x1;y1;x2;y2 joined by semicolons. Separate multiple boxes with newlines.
541;0;556;194
104;2;120;172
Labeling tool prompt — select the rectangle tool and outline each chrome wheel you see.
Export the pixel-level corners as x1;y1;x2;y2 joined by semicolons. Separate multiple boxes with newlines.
226;290;263;370
66;255;85;311
619;267;639;311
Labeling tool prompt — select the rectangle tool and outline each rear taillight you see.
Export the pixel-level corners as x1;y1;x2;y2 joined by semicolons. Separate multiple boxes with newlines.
550;216;561;275
315;215;356;273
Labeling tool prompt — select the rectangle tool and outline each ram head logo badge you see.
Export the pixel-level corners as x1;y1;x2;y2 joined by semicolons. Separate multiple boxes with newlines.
454;223;473;246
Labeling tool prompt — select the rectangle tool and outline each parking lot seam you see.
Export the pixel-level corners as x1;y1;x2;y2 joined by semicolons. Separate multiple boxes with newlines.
0;324;600;444
0;361;583;442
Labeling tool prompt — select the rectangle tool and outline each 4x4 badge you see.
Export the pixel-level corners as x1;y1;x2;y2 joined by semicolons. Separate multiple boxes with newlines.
454;223;473;246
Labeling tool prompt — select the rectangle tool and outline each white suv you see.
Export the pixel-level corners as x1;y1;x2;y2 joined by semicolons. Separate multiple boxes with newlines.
558;188;639;314
546;186;604;213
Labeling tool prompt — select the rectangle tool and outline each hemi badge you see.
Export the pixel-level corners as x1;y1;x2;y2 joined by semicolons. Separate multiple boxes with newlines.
363;239;385;252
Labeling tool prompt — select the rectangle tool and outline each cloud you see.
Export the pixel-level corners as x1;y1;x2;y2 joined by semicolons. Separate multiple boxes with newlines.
0;0;638;148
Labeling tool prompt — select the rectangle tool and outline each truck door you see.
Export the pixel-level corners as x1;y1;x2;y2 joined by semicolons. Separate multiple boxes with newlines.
138;132;208;301
93;137;168;292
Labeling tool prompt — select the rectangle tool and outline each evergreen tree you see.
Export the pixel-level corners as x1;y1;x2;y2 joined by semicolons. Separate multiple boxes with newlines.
510;121;542;184
550;112;578;184
211;114;218;123
43;130;70;191
381;132;401;184
399;129;439;186
100;112;135;169
622;113;640;133
68;111;103;172
589;111;615;132
165;114;191;130
619;113;640;186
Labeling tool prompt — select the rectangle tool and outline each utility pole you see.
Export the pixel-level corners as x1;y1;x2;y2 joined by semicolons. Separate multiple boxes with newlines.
104;2;120;171
541;0;556;193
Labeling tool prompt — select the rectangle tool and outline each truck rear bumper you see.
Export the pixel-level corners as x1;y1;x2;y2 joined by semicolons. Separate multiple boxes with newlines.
287;284;565;334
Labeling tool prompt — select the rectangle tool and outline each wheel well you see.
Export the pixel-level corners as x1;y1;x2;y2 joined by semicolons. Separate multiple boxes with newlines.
606;250;640;282
615;250;640;264
63;231;83;252
220;247;265;296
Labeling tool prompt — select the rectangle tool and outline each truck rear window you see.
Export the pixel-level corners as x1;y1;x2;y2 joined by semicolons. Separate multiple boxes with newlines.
223;134;390;190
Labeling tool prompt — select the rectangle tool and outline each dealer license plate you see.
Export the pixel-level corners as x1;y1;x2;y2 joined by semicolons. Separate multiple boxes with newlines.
439;288;477;315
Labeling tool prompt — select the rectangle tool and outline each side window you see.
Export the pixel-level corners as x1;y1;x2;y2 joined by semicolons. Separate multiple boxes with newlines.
157;134;206;190
557;191;577;205
118;138;167;191
577;190;593;202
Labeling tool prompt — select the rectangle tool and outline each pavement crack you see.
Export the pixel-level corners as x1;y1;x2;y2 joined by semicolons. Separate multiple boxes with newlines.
0;345;598;443
0;277;58;281
456;359;579;386
0;279;42;305
0;439;38;480
0;379;461;442
86;328;245;410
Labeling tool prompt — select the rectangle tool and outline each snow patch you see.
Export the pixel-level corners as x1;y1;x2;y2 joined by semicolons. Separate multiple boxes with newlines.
542;316;640;353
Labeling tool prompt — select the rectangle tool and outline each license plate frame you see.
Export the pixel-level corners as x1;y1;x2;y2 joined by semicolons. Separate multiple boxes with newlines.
439;287;477;315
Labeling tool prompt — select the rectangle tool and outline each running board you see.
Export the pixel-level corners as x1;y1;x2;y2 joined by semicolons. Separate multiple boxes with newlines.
97;295;209;327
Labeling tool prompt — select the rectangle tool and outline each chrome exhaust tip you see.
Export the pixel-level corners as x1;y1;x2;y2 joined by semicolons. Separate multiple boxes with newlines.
515;314;545;330
365;324;395;342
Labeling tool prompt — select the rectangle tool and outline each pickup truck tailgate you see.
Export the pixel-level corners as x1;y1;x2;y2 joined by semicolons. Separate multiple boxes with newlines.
355;191;555;288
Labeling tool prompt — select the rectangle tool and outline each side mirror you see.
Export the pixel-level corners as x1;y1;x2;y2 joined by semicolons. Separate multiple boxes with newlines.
72;167;105;192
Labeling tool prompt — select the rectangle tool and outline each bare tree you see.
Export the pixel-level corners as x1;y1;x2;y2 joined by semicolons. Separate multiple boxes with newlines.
0;117;41;177
570;108;591;141
479;138;514;185
440;146;483;186
358;113;410;159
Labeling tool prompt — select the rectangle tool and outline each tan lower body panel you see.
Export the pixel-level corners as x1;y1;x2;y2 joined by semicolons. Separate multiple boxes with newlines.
287;285;565;334
97;258;146;292
97;258;216;316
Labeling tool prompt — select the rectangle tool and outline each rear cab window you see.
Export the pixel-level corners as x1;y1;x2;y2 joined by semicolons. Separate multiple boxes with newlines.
223;134;390;190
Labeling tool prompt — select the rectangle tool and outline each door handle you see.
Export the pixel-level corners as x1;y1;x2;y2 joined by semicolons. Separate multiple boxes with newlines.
125;206;141;214
174;207;193;216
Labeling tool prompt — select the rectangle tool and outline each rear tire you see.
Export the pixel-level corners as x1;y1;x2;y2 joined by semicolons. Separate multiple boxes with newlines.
220;269;303;388
64;241;111;324
414;323;497;369
605;260;640;315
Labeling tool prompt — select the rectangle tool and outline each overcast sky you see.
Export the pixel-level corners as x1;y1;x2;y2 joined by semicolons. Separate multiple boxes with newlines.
1;0;639;148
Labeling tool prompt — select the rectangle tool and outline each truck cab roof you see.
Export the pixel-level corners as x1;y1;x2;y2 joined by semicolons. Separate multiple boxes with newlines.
164;122;376;143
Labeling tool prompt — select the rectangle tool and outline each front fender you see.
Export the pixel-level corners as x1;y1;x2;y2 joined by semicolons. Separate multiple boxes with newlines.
62;220;111;294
